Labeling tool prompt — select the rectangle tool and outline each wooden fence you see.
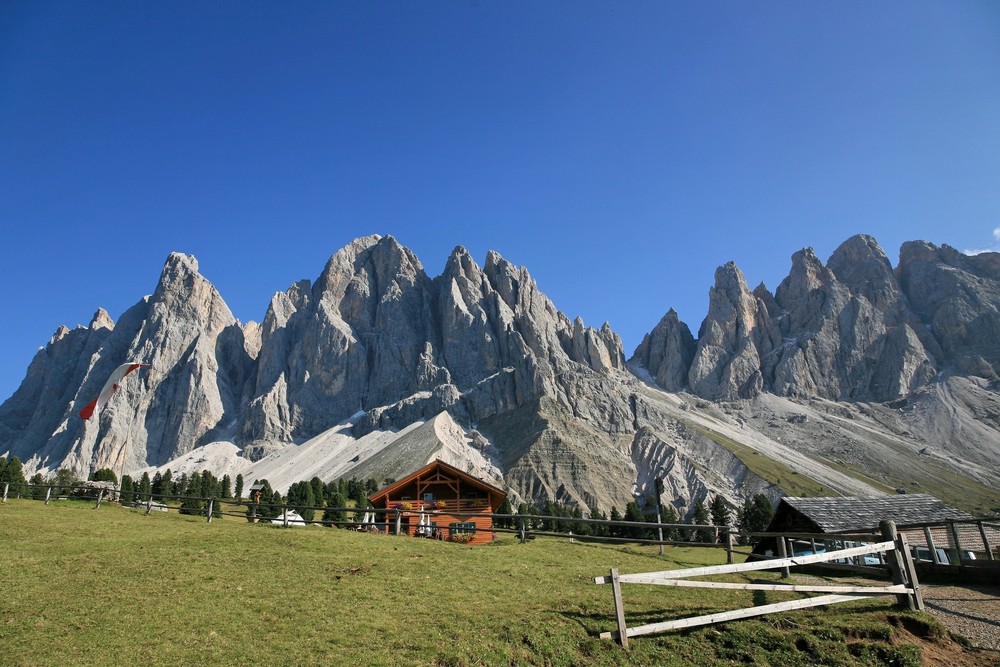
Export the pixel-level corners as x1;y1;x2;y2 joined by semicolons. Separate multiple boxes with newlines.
3;482;731;548
594;520;923;649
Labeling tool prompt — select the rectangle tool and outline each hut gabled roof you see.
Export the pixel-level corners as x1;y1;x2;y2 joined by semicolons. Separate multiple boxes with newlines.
775;494;974;533
368;459;506;504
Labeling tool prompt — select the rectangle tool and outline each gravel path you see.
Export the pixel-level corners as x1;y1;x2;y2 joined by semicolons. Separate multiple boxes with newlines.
921;583;1000;655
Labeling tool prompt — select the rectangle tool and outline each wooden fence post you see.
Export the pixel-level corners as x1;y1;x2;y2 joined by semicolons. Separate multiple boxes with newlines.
896;532;923;611
776;535;790;579
2;482;8;503
979;522;994;561
923;527;941;564
394;509;401;536
656;506;664;556
283;506;289;528
610;568;629;650
145;496;153;515
519;518;527;543
881;520;916;611
206;499;214;523
725;529;735;565
949;522;963;562
44;486;52;505
95;489;104;509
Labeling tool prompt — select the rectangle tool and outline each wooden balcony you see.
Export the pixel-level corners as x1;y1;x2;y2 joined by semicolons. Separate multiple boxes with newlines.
385;499;491;514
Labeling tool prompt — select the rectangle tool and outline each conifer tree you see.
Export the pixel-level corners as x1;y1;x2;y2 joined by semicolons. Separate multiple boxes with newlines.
710;495;732;532
737;494;774;545
661;504;680;541
323;492;347;526
120;475;135;504
310;477;325;506
692;500;713;543
234;473;244;501
624;501;646;539
139;472;152;500
609;506;623;537
29;472;45;499
495;497;514;529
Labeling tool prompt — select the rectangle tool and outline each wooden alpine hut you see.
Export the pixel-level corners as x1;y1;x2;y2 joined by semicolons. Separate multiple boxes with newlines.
368;459;507;545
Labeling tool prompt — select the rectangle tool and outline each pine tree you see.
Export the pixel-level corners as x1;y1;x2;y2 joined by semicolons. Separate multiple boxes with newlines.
30;473;46;499
495;497;514;529
609;506;623;537
160;470;173;500
139;472;152;501
54;468;78;495
737;494;775;545
323;492;347;526
4;456;26;496
234;473;244;501
710;495;732;532
661;504;680;541
624;501;646;539
692;500;713;543
179;474;204;515
287;481;316;522
120;475;135;504
310;477;325;507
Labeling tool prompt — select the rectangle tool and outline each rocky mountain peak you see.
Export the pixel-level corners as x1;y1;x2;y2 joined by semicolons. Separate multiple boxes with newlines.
630;308;695;391
88;308;114;332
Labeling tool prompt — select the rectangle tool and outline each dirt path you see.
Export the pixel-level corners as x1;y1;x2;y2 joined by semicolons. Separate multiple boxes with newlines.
921;583;1000;657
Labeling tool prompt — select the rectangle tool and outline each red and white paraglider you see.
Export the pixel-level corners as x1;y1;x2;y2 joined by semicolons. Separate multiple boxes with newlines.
78;362;147;420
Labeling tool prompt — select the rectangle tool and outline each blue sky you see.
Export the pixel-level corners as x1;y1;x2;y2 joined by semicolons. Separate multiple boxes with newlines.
2;1;999;401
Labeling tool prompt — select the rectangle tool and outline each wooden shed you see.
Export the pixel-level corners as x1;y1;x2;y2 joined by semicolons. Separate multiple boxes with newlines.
753;494;976;557
368;459;507;545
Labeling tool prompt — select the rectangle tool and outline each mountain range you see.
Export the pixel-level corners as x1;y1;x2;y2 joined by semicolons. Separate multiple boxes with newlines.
2;234;998;517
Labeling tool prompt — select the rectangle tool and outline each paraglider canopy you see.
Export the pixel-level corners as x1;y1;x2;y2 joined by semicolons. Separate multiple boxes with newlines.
78;362;147;420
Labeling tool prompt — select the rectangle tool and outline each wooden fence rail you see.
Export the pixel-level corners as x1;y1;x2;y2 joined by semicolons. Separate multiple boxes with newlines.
595;520;923;649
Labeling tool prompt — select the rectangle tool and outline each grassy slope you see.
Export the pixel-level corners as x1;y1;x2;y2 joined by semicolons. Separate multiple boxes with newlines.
0;499;955;666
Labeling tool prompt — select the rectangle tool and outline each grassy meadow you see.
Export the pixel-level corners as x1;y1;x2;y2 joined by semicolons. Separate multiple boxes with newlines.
0;498;959;666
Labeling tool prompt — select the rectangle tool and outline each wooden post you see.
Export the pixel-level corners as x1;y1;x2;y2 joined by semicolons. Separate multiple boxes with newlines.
725;528;735;564
609;568;629;649
394;509;401;536
44;486;52;505
656;505;664;556
895;532;924;611
145;496;153;515
569;531;574;544
206;499;214;523
283;507;289;528
949;522;964;563
978;522;994;561
776;535;790;579
2;482;8;503
881;520;915;611
519;518;526;543
922;526;939;564
95;489;104;509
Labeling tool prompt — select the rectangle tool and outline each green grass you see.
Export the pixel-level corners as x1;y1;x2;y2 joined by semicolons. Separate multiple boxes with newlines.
681;421;833;497
0;499;951;666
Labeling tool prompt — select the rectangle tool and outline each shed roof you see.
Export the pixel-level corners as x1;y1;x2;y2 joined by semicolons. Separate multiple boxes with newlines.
776;494;974;533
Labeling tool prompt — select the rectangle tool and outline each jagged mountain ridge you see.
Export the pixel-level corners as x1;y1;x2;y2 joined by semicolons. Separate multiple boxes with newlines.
2;234;999;515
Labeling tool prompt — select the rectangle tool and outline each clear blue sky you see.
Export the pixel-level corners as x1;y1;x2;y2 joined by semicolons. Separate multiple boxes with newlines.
2;1;999;401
